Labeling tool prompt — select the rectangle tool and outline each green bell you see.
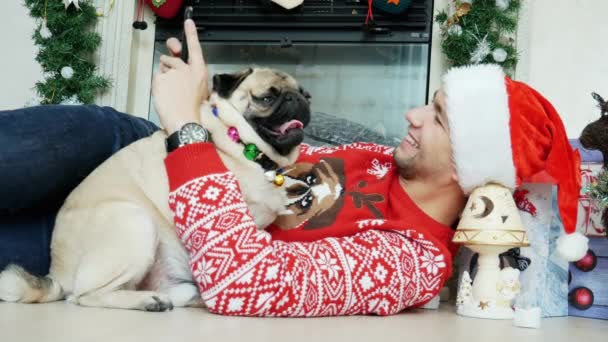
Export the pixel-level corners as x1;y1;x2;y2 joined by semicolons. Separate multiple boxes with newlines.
244;143;260;160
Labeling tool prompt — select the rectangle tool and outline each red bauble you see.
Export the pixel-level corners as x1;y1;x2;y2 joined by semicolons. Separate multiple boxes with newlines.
575;249;597;272
569;287;594;310
145;0;184;19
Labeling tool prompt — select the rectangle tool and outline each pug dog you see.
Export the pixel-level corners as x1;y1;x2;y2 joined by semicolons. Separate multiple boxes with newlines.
0;67;311;312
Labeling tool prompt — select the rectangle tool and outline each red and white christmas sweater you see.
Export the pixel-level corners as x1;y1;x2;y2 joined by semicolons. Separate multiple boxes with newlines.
165;142;457;317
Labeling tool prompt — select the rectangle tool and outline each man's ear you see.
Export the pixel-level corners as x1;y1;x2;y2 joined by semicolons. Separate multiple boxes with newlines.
212;68;253;98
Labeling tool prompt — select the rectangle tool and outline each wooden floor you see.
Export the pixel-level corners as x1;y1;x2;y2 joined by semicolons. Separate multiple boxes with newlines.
1;302;606;342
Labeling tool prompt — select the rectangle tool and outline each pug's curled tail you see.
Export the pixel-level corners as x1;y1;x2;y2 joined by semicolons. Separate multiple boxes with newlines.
0;264;63;303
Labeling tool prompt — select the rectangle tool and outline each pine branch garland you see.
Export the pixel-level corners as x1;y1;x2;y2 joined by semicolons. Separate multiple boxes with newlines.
586;168;608;209
435;0;521;76
24;0;110;104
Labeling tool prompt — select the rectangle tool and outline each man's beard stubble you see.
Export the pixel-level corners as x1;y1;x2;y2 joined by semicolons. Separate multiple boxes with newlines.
394;149;419;180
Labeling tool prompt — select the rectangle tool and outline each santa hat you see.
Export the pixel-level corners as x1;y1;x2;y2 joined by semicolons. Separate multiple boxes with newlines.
442;64;587;262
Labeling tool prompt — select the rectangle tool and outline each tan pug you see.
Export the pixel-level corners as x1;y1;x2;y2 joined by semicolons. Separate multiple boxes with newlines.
0;67;311;312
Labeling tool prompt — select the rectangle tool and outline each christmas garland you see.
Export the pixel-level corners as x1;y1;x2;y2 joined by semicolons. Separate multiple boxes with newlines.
586;168;608;210
435;0;521;76
24;0;110;105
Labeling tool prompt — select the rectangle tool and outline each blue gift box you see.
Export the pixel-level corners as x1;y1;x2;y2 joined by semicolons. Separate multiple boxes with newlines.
568;237;608;320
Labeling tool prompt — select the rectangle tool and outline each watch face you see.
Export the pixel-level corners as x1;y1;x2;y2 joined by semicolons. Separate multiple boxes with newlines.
179;123;208;145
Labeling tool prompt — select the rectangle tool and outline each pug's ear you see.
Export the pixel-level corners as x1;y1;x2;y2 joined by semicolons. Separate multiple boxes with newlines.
212;68;254;98
299;86;311;100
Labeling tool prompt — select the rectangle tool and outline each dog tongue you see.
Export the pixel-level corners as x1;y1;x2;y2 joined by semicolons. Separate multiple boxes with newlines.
274;120;304;135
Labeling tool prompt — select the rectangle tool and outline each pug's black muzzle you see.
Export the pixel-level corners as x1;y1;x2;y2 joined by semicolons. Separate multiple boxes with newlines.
252;90;311;156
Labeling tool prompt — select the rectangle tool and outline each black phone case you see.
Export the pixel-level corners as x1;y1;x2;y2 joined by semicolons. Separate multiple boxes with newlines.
181;6;194;63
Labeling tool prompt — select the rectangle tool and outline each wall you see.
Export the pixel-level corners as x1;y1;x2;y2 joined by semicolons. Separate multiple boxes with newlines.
0;1;154;116
516;0;608;138
0;2;42;109
126;7;156;119
428;0;449;104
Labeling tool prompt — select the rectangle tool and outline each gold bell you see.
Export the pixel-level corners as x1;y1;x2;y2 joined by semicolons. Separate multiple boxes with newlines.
274;174;285;186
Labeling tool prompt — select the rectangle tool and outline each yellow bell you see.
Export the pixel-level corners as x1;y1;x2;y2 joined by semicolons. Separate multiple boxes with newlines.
274;174;285;186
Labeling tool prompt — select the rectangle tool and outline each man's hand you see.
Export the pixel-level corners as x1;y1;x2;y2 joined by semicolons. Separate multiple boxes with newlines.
152;19;208;135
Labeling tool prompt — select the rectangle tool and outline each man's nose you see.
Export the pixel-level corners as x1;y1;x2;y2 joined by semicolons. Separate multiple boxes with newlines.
405;110;422;127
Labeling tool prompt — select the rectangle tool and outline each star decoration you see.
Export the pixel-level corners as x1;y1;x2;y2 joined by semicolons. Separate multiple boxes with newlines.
478;301;489;310
387;0;400;5
501;215;508;223
64;0;81;10
469;201;477;212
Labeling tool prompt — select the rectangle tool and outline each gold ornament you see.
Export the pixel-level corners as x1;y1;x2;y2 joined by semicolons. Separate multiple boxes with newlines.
447;2;471;27
274;174;285;186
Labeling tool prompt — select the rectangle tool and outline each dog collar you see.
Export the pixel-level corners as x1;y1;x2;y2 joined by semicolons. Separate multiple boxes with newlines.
213;105;285;186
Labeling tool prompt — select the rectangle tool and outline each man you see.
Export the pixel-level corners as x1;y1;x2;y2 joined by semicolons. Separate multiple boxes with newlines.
0;20;584;315
152;20;586;316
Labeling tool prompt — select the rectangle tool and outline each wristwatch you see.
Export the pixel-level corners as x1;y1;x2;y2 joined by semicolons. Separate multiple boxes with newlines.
166;122;210;153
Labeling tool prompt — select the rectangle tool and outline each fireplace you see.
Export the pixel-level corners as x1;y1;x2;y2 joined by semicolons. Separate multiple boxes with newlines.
149;0;434;146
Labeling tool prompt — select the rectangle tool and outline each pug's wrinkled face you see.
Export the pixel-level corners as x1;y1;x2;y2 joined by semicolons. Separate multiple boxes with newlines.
212;67;311;155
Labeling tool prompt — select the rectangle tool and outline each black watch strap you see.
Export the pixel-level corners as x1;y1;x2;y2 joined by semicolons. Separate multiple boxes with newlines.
165;131;182;153
165;122;210;153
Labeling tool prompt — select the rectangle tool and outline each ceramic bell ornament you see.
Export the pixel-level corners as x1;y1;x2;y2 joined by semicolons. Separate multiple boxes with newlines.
453;183;529;319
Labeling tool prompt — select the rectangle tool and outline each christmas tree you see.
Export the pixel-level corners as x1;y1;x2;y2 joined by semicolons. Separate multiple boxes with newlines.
24;0;110;104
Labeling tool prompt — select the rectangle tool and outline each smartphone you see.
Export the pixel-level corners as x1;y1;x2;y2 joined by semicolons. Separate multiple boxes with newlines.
181;6;194;63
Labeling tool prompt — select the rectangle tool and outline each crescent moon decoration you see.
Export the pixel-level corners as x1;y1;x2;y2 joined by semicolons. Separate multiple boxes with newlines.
474;196;494;218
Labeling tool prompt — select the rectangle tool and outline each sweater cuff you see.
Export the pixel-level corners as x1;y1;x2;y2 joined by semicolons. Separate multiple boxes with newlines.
164;142;228;191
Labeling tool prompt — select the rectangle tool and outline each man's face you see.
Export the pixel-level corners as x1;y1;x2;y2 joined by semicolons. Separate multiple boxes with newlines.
394;89;454;180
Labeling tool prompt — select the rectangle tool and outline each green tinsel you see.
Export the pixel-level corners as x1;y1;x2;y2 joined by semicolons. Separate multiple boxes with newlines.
586;168;608;209
435;0;521;76
24;0;110;104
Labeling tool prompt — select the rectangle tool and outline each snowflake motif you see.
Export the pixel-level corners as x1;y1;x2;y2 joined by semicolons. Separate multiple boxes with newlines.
203;186;221;201
374;264;388;283
359;273;374;291
193;258;217;287
316;251;342;280
367;159;392;179
175;201;186;219
356;219;386;229
419;250;446;276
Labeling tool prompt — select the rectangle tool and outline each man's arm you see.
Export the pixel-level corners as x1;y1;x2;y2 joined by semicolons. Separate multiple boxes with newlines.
165;144;447;316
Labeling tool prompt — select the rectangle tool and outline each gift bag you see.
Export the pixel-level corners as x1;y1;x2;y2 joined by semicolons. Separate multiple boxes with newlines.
514;183;569;317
